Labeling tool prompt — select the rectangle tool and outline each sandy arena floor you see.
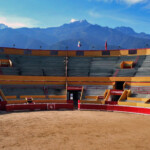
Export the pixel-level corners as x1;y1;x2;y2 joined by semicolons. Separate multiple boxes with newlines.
0;110;150;150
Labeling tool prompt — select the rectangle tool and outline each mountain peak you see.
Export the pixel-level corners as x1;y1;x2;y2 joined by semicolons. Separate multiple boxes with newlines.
61;19;90;28
0;24;8;29
70;19;88;24
69;19;90;26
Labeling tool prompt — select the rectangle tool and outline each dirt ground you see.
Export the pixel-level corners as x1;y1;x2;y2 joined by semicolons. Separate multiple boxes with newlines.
0;110;150;150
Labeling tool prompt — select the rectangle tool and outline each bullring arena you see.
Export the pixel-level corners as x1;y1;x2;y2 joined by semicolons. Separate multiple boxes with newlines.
1;111;150;150
1;47;150;149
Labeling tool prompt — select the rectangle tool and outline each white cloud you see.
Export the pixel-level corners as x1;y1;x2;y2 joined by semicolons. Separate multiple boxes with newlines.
90;0;147;5
70;19;78;23
122;0;147;5
0;15;38;28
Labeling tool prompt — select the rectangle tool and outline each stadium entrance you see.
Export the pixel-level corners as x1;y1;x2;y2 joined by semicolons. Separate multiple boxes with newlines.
115;81;125;90
68;91;81;109
67;86;82;109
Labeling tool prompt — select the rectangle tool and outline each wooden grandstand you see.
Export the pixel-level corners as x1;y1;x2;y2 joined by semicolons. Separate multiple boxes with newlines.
1;47;150;114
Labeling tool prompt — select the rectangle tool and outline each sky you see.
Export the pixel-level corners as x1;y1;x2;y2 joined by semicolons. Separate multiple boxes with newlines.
0;0;150;33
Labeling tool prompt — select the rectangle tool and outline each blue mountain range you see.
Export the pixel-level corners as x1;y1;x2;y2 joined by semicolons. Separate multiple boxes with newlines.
0;20;150;50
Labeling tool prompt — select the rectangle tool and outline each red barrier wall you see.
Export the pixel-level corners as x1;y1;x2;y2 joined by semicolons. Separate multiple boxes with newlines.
6;103;74;112
78;103;150;115
6;103;47;112
4;100;150;115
